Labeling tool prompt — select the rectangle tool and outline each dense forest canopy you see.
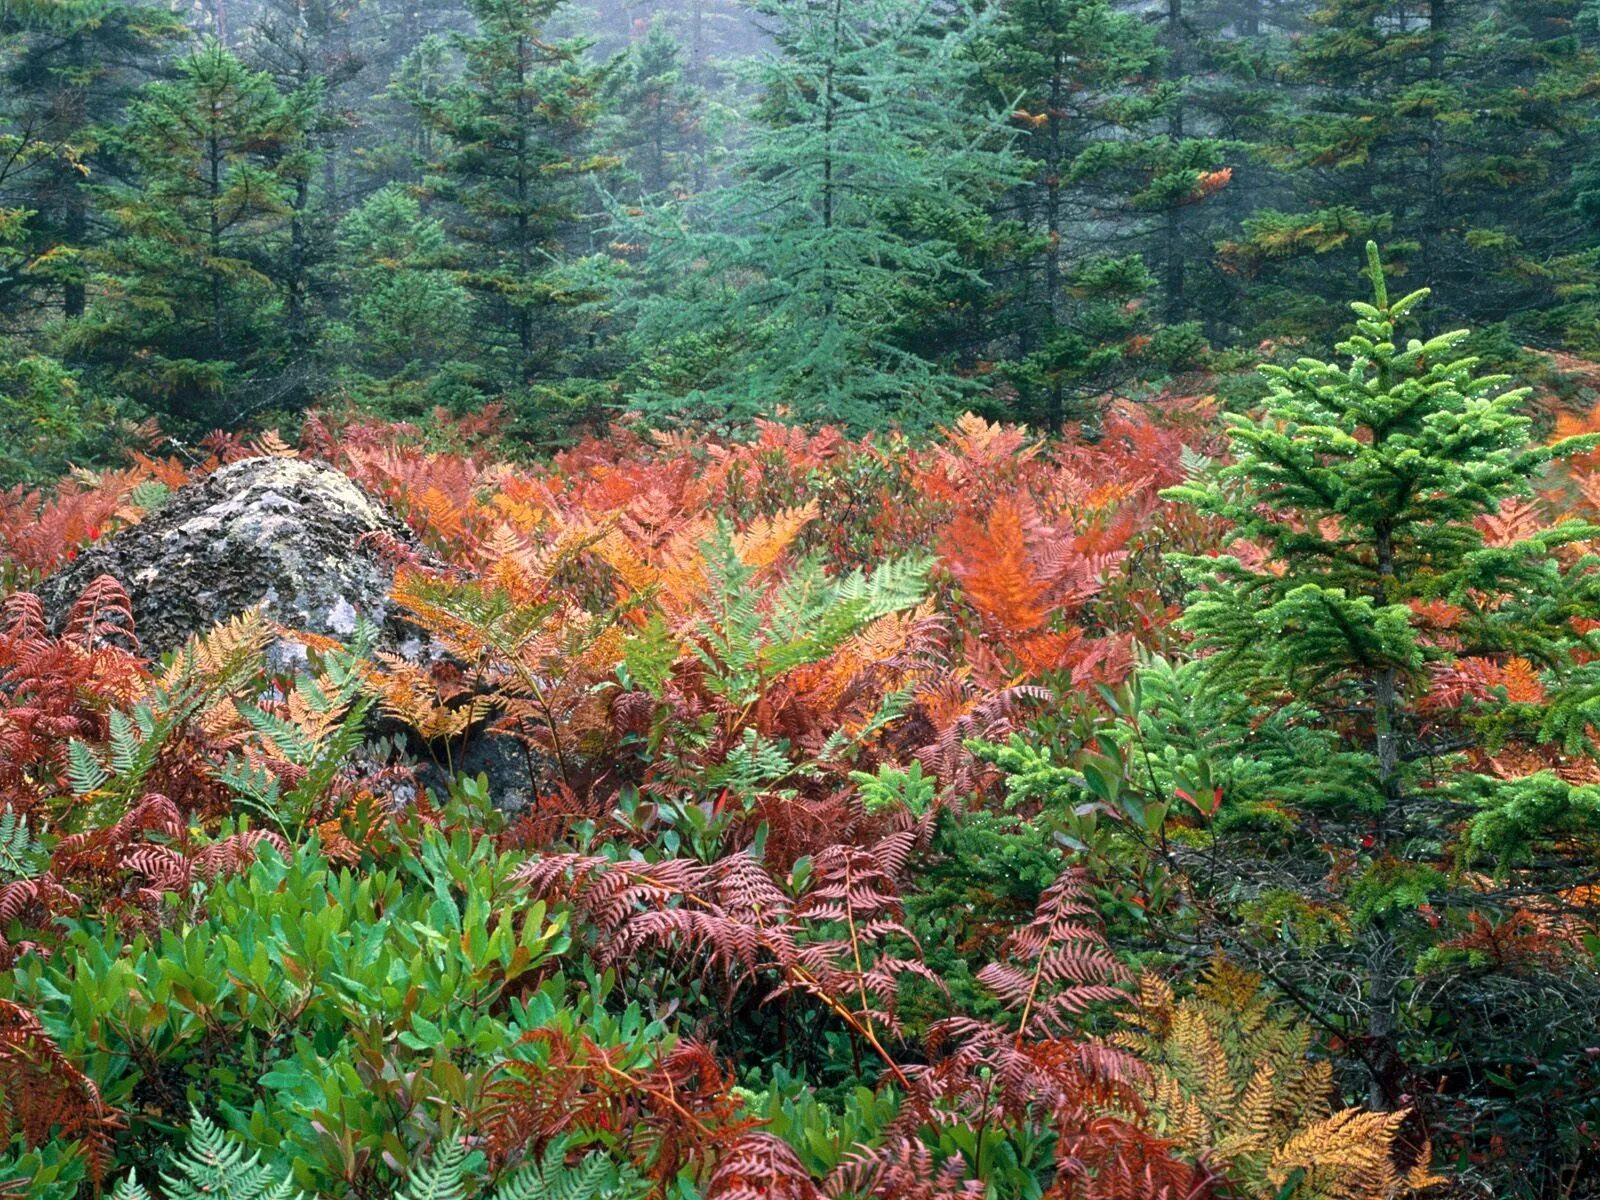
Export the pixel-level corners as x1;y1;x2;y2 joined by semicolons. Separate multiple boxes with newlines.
6;3;1600;1200
7;0;1600;463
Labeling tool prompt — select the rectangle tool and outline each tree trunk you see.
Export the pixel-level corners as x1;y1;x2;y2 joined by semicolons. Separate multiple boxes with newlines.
62;185;86;320
1044;44;1063;431
1421;0;1446;300
288;171;309;358
209;130;225;351
820;0;841;318
689;0;708;191
1163;0;1187;325
515;33;534;372
1242;0;1261;38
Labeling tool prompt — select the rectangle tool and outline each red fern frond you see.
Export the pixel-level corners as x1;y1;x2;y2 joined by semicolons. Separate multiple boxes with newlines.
979;870;1129;1040
514;852;795;990
825;1137;984;1200
482;1031;755;1186
0;999;122;1185
62;576;138;656
1049;1113;1213;1200
707;1133;822;1200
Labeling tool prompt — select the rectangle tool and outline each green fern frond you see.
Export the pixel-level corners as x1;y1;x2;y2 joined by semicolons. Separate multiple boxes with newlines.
107;709;140;776
66;740;109;798
0;808;44;880
397;1140;470;1200
834;553;933;620
109;1177;152;1200
491;1138;647;1200
154;1108;301;1200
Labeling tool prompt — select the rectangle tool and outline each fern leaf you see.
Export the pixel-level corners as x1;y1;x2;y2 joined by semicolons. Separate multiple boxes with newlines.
66;740;109;798
397;1140;470;1200
0;810;43;881
159;1108;301;1200
492;1137;648;1200
834;554;934;621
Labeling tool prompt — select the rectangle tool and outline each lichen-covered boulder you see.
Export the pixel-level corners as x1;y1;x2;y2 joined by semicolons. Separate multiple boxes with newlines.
45;456;418;661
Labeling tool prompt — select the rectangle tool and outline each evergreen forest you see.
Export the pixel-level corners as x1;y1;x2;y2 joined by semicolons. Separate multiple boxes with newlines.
6;2;1600;1198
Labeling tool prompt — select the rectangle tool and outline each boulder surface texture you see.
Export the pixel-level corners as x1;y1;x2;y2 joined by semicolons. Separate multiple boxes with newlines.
46;456;415;659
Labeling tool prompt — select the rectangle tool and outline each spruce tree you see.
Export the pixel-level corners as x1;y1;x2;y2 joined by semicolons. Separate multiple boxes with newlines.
1150;244;1600;1117
977;0;1232;429
623;0;1019;429
242;0;365;372
332;183;473;404
0;0;182;322
1222;0;1600;342
61;41;315;430
1119;0;1239;327
417;0;610;389
607;21;703;200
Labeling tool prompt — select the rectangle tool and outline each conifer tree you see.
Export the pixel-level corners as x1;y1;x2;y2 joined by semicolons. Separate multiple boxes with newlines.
624;0;1019;429
373;34;455;183
1221;0;1600;342
332;183;473;403
1151;244;1600;1116
966;0;1228;432
242;0;365;369
0;0;182;322
61;41;316;430
417;0;611;389
607;21;703;200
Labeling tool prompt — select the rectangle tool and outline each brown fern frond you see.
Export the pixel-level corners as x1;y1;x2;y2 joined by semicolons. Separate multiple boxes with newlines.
0;999;122;1185
63;575;138;656
482;1030;755;1186
515;852;795;990
825;1137;984;1200
978;869;1129;1039
1049;1112;1212;1200
776;838;943;1053
706;1133;822;1200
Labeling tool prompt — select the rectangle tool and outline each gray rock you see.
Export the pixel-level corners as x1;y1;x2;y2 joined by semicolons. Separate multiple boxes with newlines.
44;456;419;662
415;731;550;816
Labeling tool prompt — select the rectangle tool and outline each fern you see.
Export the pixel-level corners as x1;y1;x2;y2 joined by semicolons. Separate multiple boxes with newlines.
397;1140;470;1200
850;762;936;818
833;554;935;622
0;999;121;1186
0;809;43;881
150;1108;301;1200
222;627;376;838
490;1137;648;1200
704;729;806;809
1117;961;1442;1200
65;739;110;799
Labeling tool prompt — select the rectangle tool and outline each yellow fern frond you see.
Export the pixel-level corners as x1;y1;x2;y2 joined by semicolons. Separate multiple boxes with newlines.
1213;1063;1277;1164
1149;1073;1211;1146
733;501;818;574
254;429;298;458
198;696;245;739
1172;1003;1238;1112
1268;1108;1410;1200
159;607;274;694
594;527;659;596
1124;960;1431;1200
1136;971;1177;1036
364;654;486;742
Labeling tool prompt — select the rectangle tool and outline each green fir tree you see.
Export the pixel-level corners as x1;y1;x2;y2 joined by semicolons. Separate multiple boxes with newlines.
623;0;1020;430
1150;244;1600;1123
60;41;317;431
